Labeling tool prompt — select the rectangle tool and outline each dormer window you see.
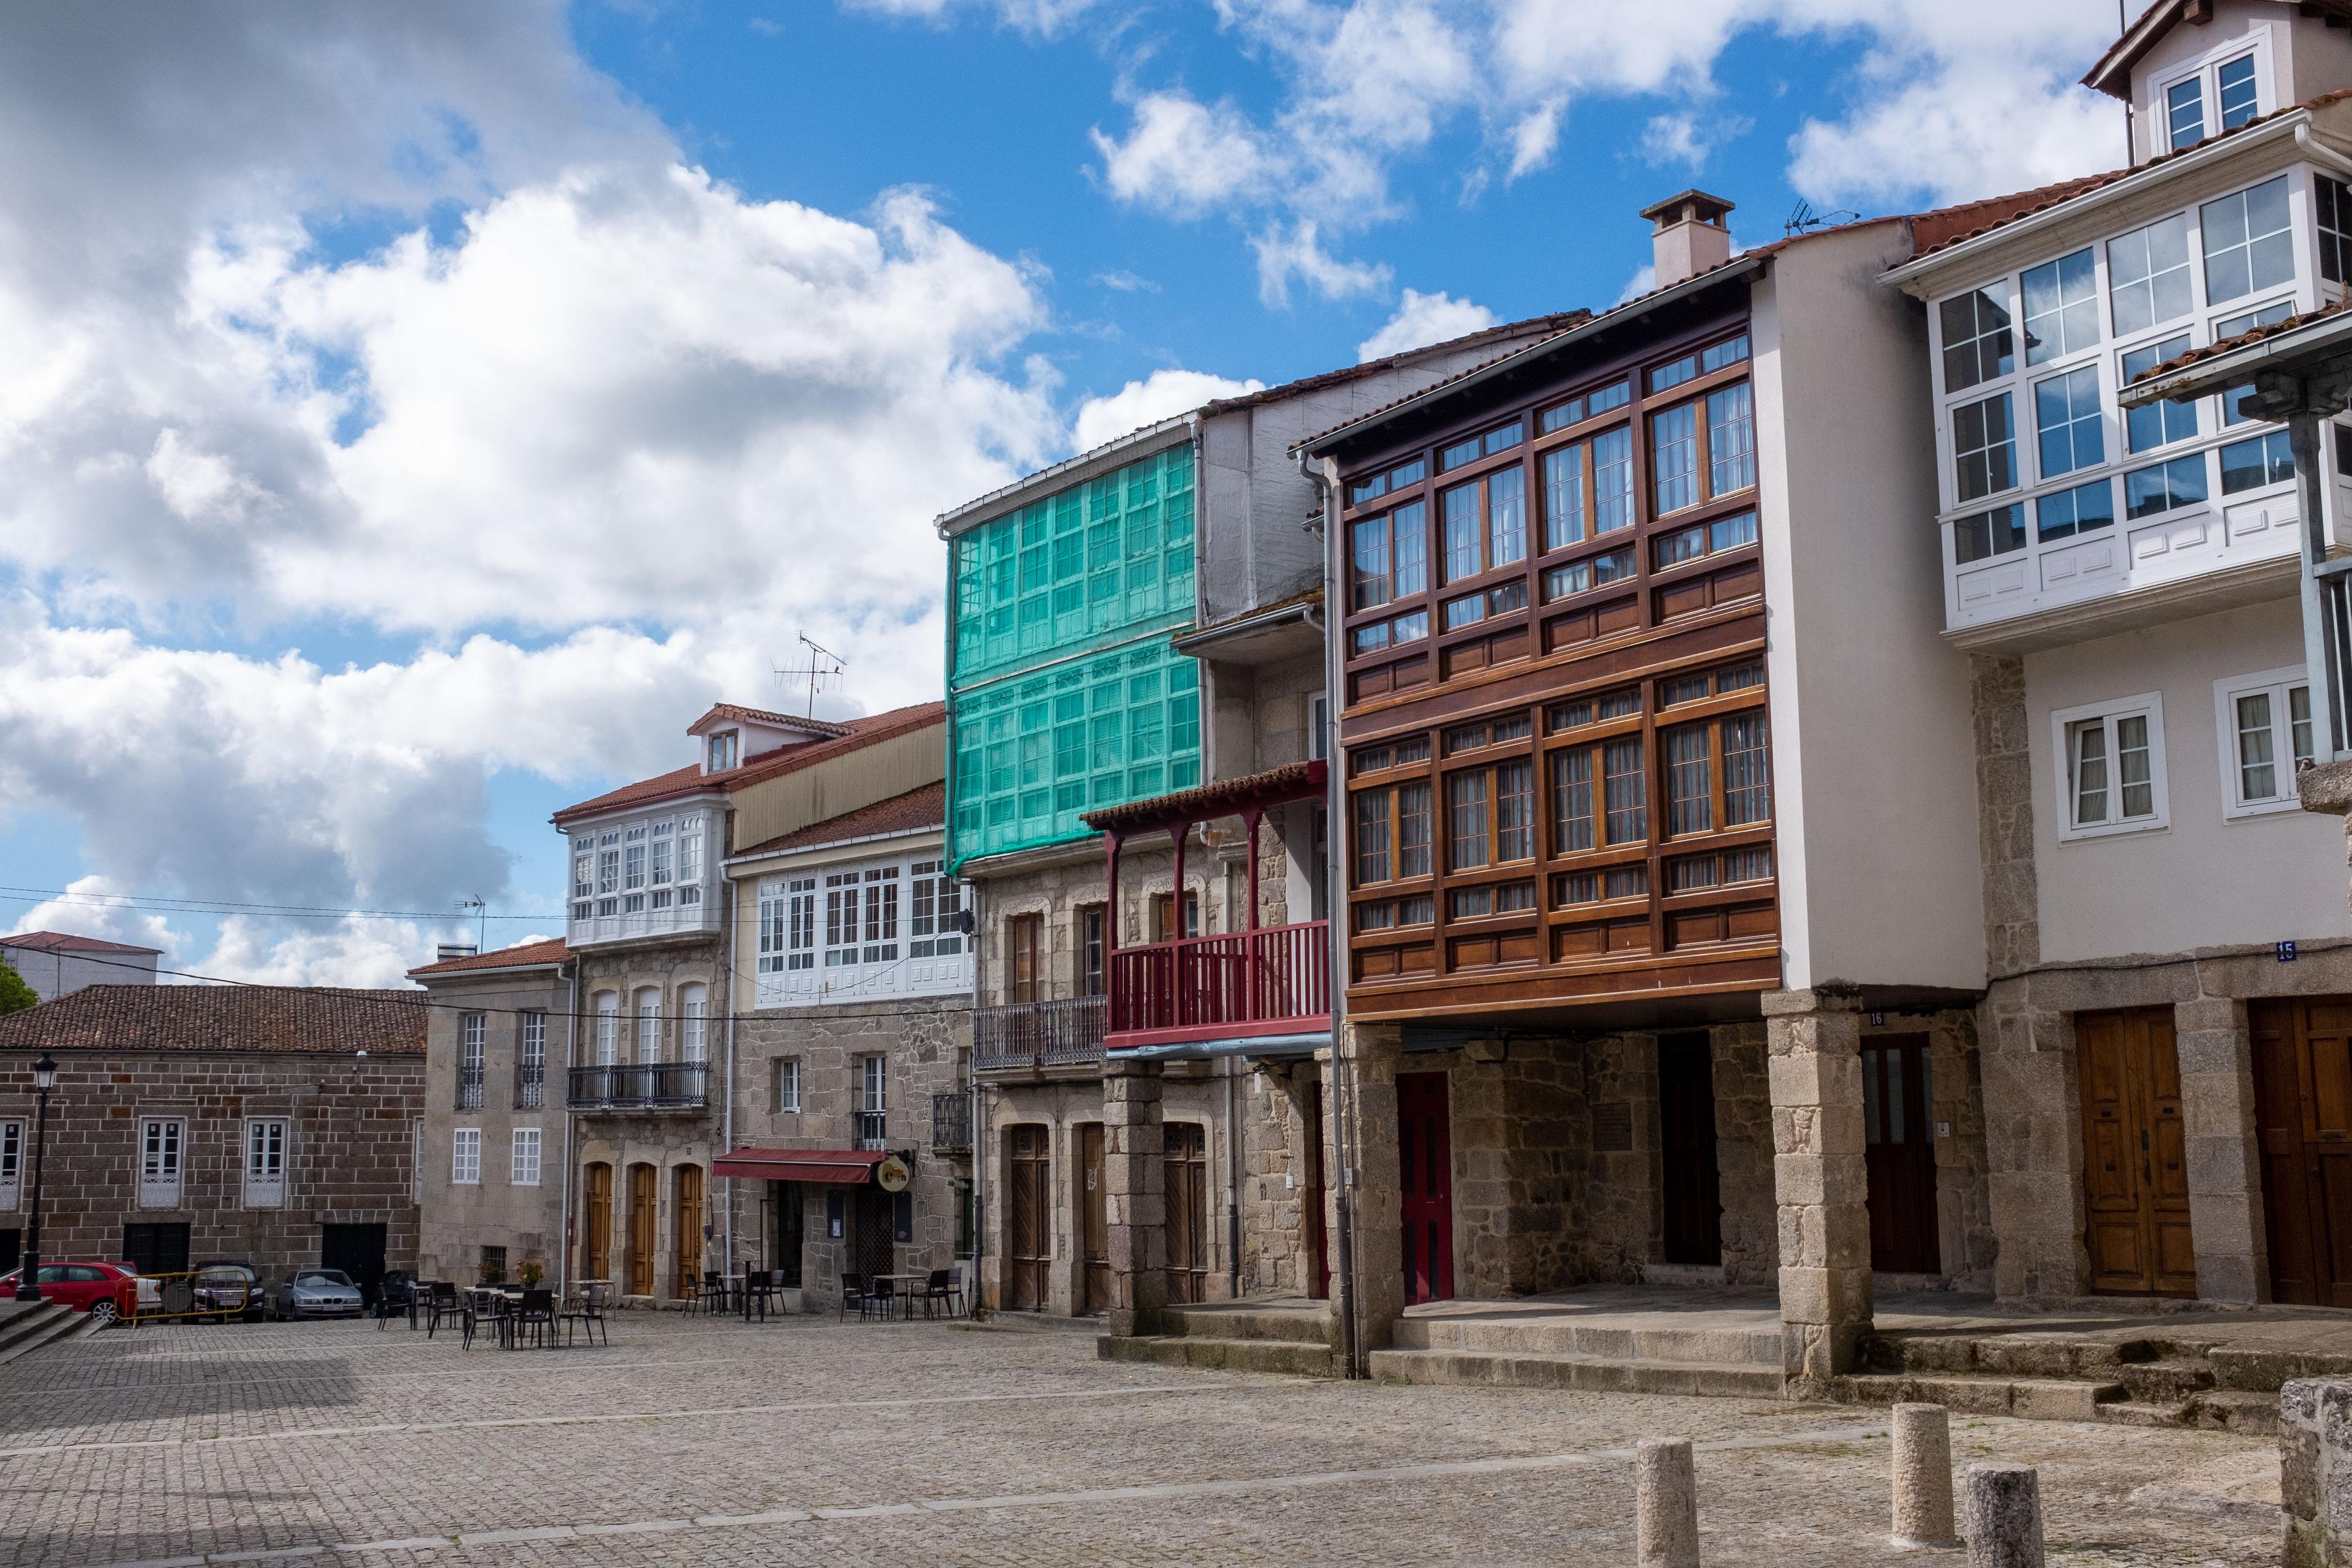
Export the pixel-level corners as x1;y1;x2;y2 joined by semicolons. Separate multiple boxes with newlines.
707;731;739;772
2158;48;2264;155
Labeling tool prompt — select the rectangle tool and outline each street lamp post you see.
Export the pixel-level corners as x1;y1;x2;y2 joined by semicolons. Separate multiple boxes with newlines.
15;1053;58;1302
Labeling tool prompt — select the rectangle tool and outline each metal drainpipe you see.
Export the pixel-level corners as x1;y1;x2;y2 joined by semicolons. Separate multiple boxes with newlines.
1299;446;1361;1378
721;862;737;1273
559;957;579;1300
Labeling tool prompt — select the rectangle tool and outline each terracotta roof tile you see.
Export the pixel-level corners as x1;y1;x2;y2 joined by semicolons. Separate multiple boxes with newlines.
0;930;162;956
1194;309;1595;418
731;783;945;860
552;701;944;824
0;984;428;1055
408;937;570;979
687;704;854;738
1082;760;1326;833
2131;296;2352;382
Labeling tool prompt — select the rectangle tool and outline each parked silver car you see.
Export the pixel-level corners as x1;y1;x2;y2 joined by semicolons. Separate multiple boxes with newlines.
269;1267;365;1321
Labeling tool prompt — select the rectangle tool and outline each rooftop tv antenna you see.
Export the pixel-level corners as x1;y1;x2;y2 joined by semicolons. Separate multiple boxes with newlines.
1784;199;1860;238
772;633;847;718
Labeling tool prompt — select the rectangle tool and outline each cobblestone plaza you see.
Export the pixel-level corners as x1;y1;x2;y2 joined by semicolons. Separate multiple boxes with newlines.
0;1313;2297;1566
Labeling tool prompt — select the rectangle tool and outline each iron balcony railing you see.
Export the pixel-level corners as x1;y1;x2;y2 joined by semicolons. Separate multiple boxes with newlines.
567;1061;709;1111
854;1110;889;1151
931;1093;972;1152
514;1058;545;1110
973;995;1107;1072
1108;920;1331;1039
456;1072;484;1112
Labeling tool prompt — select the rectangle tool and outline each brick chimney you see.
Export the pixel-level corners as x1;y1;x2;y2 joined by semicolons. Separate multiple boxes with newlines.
1639;189;1735;289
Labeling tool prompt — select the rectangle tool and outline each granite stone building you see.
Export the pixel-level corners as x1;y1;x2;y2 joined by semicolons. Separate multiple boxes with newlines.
408;938;571;1289
0;984;425;1292
719;778;971;1311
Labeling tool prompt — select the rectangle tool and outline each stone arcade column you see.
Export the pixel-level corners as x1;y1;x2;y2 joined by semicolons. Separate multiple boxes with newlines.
1764;987;1872;1393
1102;1055;1166;1338
2176;994;2269;1304
1340;1021;1407;1352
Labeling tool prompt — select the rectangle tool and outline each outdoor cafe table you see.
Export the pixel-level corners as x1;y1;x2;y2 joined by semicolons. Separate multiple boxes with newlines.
869;1272;929;1320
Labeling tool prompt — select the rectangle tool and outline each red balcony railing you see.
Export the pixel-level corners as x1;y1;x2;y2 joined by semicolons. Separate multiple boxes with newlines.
1107;921;1330;1047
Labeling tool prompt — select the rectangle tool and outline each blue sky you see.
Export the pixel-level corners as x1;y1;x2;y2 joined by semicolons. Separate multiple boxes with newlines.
0;0;2126;983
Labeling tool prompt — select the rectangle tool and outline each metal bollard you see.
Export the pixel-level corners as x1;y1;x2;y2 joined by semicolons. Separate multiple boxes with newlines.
1891;1403;1958;1548
1962;1463;2045;1568
1636;1438;1700;1568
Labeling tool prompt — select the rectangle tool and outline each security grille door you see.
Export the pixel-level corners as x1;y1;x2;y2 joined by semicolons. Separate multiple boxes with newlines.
1398;1072;1454;1304
1658;1033;1724;1267
2253;998;2352;1306
627;1164;656;1296
774;1182;805;1289
851;1186;895;1282
1164;1123;1210;1304
121;1222;190;1275
1006;1126;1049;1310
584;1164;614;1281
1862;1035;1941;1275
1079;1123;1109;1314
2079;1008;2195;1296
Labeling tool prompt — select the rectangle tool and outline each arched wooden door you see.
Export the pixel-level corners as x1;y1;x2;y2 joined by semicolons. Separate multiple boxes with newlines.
673;1165;705;1298
1005;1126;1049;1310
627;1163;657;1296
583;1163;613;1282
1164;1122;1209;1303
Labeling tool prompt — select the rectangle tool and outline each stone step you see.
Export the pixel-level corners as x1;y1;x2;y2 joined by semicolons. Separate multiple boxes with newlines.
0;1303;82;1366
1161;1305;1332;1345
2091;1389;2279;1438
1392;1317;1783;1368
1368;1347;1784;1399
2209;1347;2352;1392
1866;1333;2162;1379
1097;1334;1336;1378
2117;1359;2217;1404
1829;1371;2129;1422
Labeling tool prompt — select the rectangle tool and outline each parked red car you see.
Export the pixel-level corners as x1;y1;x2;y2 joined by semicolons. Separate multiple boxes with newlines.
0;1261;138;1322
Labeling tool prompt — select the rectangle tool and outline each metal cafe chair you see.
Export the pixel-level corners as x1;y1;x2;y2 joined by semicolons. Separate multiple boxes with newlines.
423;1281;464;1339
511;1288;557;1349
560;1281;609;1347
840;1273;868;1321
921;1268;961;1319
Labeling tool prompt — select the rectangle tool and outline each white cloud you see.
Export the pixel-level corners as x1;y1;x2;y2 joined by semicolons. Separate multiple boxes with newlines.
1072;369;1265;452
1616;263;1657;305
1251;220;1392;308
1507;99;1564;180
6;876;180;963
1638;110;1751;171
842;0;1099;31
1093;268;1159;293
1090;92;1278;216
1357;288;1496;361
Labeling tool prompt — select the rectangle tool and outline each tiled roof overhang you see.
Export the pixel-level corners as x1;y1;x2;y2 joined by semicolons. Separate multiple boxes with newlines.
1080;760;1327;836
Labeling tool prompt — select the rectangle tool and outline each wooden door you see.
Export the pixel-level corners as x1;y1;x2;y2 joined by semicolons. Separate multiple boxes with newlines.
1151;892;1199;942
1006;1125;1049;1310
1398;1071;1454;1304
2253;998;2352;1306
584;1163;613;1281
1863;1034;1942;1274
1079;1123;1109;1314
2079;1008;2195;1296
673;1165;705;1298
1304;1080;1330;1300
1164;1122;1209;1304
1657;1033;1723;1266
626;1163;656;1296
774;1181;804;1288
1008;914;1041;1005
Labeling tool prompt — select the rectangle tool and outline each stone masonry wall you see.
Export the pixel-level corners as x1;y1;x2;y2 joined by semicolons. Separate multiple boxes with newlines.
1710;1022;1777;1286
0;1050;424;1281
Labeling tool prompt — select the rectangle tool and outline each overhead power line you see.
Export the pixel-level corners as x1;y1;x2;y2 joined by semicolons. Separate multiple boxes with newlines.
0;885;562;924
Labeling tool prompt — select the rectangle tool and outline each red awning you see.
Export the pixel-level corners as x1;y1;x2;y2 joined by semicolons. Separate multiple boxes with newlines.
712;1147;886;1184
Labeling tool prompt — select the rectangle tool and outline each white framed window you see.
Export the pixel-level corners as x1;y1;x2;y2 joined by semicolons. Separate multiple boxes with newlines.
139;1118;184;1209
649;819;674;910
760;877;819;973
518;1012;546;1109
707;731;739;772
458;1011;486;1109
2202;176;2294;306
244;1119;287;1209
595;831;619;917
909;862;962;958
1953;391;2019;503
635;987;662;1065
571;842;595;922
622;824;648;914
678;816;705;905
2216;666;2316;818
511;1128;543;1186
0;1119;21;1210
2053;692;2169;840
774;1057;801;1114
594;992;619;1065
2155;43;2266;155
679;983;708;1065
451;1127;482;1185
856;1055;888;1150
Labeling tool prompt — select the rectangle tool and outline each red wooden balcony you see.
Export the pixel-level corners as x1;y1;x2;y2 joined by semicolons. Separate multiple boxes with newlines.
1107;920;1330;1050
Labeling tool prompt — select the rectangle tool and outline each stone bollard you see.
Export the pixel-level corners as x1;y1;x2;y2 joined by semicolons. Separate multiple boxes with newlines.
1637;1438;1700;1568
1961;1464;2044;1568
1891;1403;1958;1548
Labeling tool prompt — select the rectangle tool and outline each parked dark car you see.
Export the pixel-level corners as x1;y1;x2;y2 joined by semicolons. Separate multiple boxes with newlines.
189;1261;266;1323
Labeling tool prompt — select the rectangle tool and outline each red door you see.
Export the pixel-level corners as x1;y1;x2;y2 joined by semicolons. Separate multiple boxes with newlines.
1398;1071;1453;1304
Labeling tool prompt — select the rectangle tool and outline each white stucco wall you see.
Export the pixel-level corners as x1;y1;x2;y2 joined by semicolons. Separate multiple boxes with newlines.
0;943;159;1003
1755;222;1989;993
2027;597;2347;960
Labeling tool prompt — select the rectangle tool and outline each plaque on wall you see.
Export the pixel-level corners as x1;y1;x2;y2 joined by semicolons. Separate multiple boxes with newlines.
1591;1102;1634;1153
